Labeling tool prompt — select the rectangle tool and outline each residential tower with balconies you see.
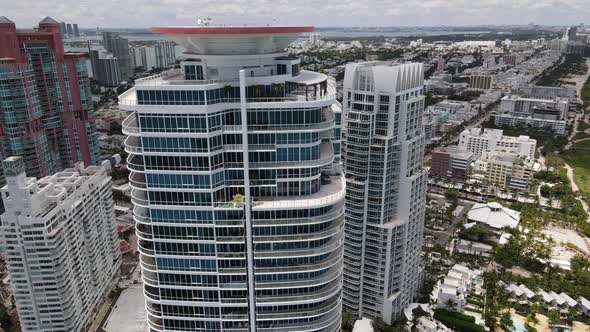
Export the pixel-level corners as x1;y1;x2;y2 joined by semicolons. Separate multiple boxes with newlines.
120;26;344;332
341;62;428;324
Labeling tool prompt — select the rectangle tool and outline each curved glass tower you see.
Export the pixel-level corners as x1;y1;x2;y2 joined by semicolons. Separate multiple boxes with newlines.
120;26;344;332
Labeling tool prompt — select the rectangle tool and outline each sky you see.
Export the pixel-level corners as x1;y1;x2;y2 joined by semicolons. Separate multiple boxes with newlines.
2;0;589;29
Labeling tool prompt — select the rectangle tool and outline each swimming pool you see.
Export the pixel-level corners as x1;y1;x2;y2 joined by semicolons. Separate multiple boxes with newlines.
511;317;526;332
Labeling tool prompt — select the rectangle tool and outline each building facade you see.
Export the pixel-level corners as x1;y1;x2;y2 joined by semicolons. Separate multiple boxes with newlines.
102;31;131;79
89;46;122;87
474;151;538;191
458;128;537;160
0;156;121;332
495;95;568;135
120;26;344;331
518;85;576;103
341;62;428;324
468;75;494;90
130;41;176;71
431;146;473;179
0;17;99;187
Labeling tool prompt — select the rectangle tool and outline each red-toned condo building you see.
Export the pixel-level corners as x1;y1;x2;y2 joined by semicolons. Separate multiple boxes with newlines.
0;16;99;185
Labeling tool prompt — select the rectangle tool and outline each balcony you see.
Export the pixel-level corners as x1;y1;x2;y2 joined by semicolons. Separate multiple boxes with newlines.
249;141;334;169
254;231;343;259
256;280;341;305
131;188;149;207
121;112;140;136
252;173;344;211
124;136;142;154
253;219;343;243
257;297;340;321
256;249;342;276
129;171;146;189
126;154;145;172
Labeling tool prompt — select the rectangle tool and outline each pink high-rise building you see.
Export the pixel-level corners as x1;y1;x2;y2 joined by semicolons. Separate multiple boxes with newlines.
0;16;99;185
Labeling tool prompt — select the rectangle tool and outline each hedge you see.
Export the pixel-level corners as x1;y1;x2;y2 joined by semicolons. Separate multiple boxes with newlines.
434;309;485;332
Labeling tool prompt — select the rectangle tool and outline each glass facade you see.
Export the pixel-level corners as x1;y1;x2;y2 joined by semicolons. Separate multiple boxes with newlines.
123;31;344;332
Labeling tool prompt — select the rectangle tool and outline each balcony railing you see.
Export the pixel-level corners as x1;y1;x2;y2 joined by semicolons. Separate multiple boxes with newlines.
121;113;140;136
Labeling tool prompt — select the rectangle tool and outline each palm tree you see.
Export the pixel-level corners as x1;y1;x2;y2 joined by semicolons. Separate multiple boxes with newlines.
500;311;515;332
444;299;457;311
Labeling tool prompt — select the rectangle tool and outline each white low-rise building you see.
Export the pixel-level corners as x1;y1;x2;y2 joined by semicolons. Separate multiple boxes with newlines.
579;297;590;315
467;202;520;234
496;95;569;135
458;127;537;160
436;264;481;311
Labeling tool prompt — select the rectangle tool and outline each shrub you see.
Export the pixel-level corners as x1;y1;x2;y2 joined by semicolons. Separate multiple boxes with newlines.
434;309;485;332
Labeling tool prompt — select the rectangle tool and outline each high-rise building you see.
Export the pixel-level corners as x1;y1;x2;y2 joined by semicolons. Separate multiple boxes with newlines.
436;57;445;73
120;25;344;331
66;23;73;36
0;156;121;332
341;62;428;324
73;23;80;37
60;21;66;36
0;17;99;187
102;31;131;79
130;41;176;71
89;43;122;86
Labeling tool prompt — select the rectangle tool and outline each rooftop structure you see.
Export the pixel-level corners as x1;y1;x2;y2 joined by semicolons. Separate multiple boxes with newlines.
120;25;344;332
467;202;520;232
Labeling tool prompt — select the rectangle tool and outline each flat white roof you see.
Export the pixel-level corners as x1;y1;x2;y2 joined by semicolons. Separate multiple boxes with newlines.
352;318;374;332
579;297;590;310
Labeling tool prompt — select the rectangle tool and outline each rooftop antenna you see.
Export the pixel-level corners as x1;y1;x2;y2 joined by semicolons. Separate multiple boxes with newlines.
197;17;212;27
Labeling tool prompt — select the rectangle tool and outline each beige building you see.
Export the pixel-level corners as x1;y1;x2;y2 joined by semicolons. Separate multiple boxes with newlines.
475;151;539;191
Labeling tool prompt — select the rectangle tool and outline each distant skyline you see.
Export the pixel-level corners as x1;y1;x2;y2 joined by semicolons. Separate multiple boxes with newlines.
3;0;589;29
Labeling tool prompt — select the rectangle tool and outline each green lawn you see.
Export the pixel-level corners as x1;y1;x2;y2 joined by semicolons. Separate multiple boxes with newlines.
562;139;590;193
573;131;590;141
578;120;590;132
582;74;590;112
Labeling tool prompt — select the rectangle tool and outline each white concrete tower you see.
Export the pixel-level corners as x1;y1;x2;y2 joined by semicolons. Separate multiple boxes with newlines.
341;62;428;324
0;157;121;331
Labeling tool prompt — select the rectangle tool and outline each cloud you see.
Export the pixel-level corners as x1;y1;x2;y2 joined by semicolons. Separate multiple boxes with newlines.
2;0;589;28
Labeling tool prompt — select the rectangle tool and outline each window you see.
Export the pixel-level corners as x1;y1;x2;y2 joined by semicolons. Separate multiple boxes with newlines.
291;64;300;76
184;64;204;80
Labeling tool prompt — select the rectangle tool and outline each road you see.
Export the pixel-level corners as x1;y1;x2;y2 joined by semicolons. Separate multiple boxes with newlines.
424;103;496;162
427;193;475;250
